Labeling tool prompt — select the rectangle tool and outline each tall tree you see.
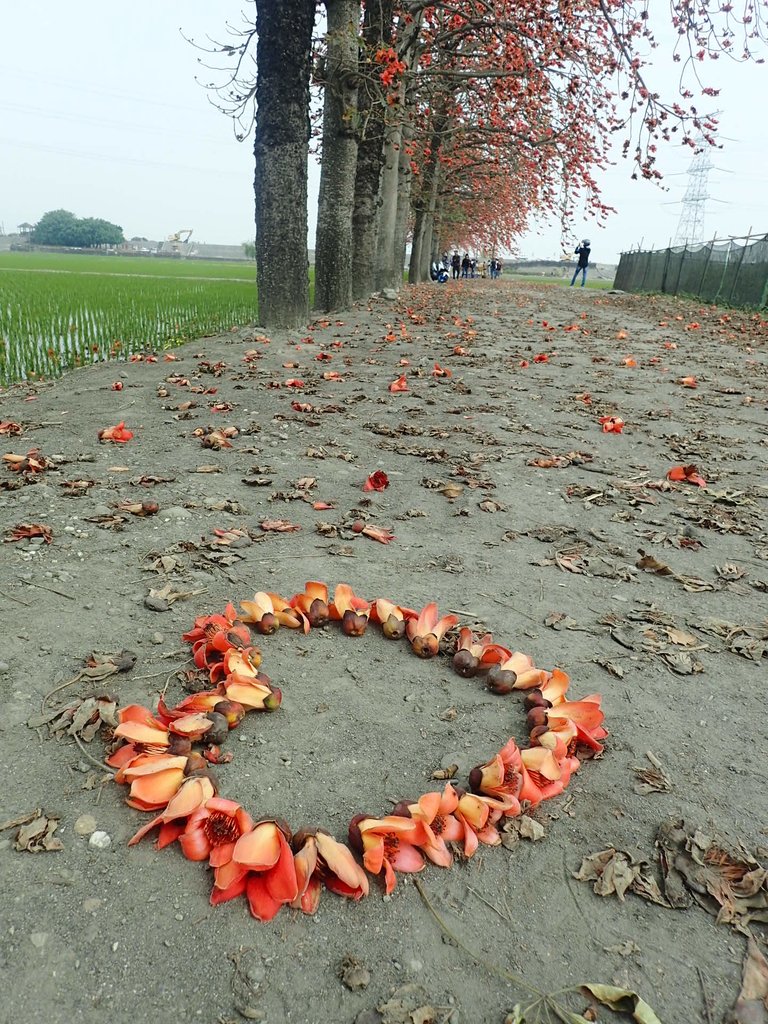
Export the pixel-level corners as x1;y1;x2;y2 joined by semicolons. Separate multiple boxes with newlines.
351;0;394;300
314;0;361;311
254;0;315;328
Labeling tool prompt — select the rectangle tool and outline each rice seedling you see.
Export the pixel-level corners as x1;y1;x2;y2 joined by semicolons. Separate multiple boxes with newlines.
0;256;259;385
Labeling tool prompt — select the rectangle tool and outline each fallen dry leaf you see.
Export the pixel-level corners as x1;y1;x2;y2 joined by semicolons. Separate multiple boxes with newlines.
730;937;768;1024
260;519;301;533
15;813;63;853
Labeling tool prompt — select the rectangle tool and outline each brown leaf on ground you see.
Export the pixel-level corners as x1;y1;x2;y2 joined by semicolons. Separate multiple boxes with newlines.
60;478;95;496
655;818;768;930
4;522;53;544
15;813;63;853
574;848;669;905
633;752;672;794
260;519;301;532
0;420;23;436
729;937;768;1024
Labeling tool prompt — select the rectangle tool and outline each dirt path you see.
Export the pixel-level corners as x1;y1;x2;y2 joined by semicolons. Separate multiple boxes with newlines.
1;280;766;1024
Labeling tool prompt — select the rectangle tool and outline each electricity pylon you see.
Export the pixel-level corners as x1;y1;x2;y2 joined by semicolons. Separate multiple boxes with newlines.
672;140;714;246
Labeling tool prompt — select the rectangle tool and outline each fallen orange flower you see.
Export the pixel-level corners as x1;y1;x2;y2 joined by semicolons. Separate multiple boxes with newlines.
667;464;707;487
180;797;255;888
111;381;124;391
113;704;170;748
239;592;280;634
0;421;23;436
223;669;282;711
544;697;608;753
329;583;370;636
388;373;409;393
362;469;389;492
98;422;133;443
599;415;625;433
312;500;334;511
222;820;299;921
397;784;463;867
432;362;452;378
486;651;547;695
264;592;307;630
322;371;343;381
290;581;330;627
533;353;549;363
284;378;305;388
351;521;395;544
115;752;188;810
519;360;530;368
468;738;523;815
292;829;369;913
453;791;508;857
622;356;637;367
679;375;698;388
371;598;416;640
452;627;510;677
406;602;459;658
128;776;216;848
291;400;314;412
349;814;429;894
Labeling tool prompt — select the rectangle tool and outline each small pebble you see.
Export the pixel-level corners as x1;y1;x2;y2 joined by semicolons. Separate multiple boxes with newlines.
150;632;164;644
74;814;98;836
0;662;9;674
89;830;112;850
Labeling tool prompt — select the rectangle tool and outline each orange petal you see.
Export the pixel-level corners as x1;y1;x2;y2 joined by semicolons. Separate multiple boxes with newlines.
246;874;284;921
233;821;281;870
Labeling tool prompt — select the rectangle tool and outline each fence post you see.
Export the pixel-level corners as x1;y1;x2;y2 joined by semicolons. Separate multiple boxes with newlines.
661;238;672;293
697;236;715;297
673;243;687;296
727;229;752;304
639;247;652;292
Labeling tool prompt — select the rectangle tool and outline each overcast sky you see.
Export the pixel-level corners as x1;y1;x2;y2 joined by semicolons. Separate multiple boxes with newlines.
1;1;766;263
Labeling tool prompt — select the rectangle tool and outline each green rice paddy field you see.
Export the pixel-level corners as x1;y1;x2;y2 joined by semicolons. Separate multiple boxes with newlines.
0;251;258;385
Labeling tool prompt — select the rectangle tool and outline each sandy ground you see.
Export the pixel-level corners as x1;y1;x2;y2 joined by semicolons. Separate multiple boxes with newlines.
1;279;766;1024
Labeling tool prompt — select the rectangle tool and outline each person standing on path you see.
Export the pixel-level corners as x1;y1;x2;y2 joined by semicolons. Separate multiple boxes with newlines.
451;251;461;279
570;240;591;287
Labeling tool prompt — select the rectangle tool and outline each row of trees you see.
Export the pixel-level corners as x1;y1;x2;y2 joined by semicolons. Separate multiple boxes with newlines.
31;209;124;248
206;1;767;328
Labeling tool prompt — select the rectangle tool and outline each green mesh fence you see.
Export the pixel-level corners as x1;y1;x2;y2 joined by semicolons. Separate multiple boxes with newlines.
615;235;768;307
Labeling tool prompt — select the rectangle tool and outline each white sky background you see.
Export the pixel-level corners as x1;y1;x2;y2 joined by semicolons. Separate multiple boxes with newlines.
1;1;766;262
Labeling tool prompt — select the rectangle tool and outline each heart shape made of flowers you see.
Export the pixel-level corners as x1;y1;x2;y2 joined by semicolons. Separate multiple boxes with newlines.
106;582;607;922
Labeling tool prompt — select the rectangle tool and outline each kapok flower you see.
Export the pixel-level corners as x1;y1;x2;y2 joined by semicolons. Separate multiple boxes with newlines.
115;752;189;811
349;814;430;895
128;776;216;847
329;583;371;636
544;696;607;753
666;464;707;487
405;603;459;658
223;669;282;711
518;742;575;806
468;738;523;816
98;421;133;443
112;704;170;748
388;373;409;393
265;592;308;631
291;829;369;913
486;651;548;695
398;784;464;867
452;627;511;677
599;415;625;433
362;470;389;492
179;797;255;897
453;791;509;857
225;820;299;922
209;646;262;685
183;605;251;678
371;598;416;640
157;691;245;730
290;581;330;627
239;592;280;635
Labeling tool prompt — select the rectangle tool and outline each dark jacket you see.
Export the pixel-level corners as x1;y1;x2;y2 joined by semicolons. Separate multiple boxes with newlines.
575;244;591;268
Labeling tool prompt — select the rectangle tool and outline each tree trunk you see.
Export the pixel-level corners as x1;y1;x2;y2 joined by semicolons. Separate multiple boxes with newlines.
408;115;446;283
351;0;393;300
254;0;315;329
374;121;401;291
314;0;360;312
374;10;422;292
